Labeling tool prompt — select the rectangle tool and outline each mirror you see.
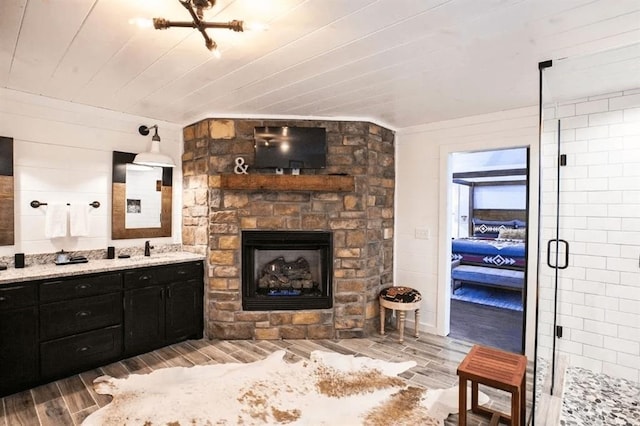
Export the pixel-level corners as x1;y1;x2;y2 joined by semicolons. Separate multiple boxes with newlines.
0;136;14;245
112;151;172;239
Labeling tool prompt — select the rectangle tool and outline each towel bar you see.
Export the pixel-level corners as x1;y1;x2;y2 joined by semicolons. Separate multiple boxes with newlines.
30;200;100;209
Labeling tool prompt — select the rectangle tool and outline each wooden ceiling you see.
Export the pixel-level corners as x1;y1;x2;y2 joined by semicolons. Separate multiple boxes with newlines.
1;0;639;129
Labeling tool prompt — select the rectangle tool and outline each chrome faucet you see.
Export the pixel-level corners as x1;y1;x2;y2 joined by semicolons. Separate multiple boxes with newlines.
144;240;154;256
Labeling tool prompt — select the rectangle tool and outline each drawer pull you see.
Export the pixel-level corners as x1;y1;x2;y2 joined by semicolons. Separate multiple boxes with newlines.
139;275;151;281
76;310;92;318
76;346;91;353
0;296;7;302
75;284;92;291
177;270;187;275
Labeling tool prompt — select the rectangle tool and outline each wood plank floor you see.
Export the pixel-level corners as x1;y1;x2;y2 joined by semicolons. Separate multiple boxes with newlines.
1;332;535;425
449;299;524;353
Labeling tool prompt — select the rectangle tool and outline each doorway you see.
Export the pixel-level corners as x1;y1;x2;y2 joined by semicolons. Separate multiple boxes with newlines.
448;148;529;353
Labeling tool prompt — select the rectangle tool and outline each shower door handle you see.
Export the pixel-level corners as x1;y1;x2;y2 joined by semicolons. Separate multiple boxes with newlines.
547;239;569;269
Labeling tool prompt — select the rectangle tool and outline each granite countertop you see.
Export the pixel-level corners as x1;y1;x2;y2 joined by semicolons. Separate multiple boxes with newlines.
0;252;205;285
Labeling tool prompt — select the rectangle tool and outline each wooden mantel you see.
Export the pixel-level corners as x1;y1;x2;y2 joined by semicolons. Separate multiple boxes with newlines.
219;174;355;192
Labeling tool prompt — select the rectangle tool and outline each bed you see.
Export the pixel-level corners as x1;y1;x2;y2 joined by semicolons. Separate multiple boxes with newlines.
451;218;526;293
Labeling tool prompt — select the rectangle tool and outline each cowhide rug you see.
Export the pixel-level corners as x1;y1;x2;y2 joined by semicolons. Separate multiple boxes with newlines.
82;350;486;425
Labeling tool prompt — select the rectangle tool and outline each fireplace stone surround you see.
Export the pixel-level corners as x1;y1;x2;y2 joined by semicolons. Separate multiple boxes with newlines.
182;118;395;340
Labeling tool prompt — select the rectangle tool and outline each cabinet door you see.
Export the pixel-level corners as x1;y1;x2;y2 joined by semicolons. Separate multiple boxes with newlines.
124;285;165;355
0;307;38;396
165;279;203;342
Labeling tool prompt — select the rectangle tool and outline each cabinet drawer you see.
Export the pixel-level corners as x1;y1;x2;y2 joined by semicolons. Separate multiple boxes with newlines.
40;273;122;302
123;261;202;289
0;284;37;311
40;325;123;379
167;261;203;283
40;293;122;340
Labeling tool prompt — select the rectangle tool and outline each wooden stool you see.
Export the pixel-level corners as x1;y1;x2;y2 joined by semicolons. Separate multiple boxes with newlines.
457;345;527;426
379;286;421;343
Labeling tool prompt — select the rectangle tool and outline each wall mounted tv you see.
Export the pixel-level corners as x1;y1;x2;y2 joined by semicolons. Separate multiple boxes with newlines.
254;126;326;169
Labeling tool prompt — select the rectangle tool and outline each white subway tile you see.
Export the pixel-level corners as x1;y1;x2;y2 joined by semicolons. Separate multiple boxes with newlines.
620;271;640;286
605;309;639;328
602;362;638;381
558;104;576;118
615;353;640;372
572;280;607;296
621;218;640;231
571;329;604;347
606;257;640;273
588;137;623;152
609;148;640;164
561;115;589;130
558;314;584;330
609;177;640;190
572;304;605;321
587;217;621;230
576;99;609;115
575;178;609;191
589;110;624;126
609;122;640;137
590;92;623;101
584;242;620;258
584;294;619;311
603;336;639;355
573;255;606;269
609;93;640;110
585;268;620;285
623;107;640;123
575;125;609;140
606;283;640;300
583;345;618;363
557;339;584;356
608;230;640;244
588;164;622;178
619;298;640;314
569;354;602;372
618;325;640;341
574;229;608;243
584;318;618;336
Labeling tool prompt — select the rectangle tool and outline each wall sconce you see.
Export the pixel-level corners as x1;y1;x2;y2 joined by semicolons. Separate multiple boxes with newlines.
134;125;176;168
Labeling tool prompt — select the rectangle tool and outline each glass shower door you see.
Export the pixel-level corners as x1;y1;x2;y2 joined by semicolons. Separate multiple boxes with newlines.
534;43;640;424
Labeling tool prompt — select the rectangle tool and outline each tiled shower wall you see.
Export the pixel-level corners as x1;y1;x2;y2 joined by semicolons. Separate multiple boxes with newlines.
540;89;640;381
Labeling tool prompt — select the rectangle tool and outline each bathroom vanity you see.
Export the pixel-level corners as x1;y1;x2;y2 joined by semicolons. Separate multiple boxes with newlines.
0;253;204;397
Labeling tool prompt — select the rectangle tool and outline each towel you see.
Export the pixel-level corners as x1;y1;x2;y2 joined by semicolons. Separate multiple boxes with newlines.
70;204;90;237
45;204;68;238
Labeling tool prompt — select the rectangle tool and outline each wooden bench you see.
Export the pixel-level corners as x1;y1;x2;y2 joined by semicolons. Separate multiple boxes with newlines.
457;345;527;426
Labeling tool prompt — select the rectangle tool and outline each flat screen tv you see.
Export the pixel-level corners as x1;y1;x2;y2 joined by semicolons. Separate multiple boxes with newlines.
254;126;326;169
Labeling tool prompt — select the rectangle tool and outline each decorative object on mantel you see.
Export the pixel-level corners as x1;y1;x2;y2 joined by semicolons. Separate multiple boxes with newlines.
134;125;175;168
233;157;248;174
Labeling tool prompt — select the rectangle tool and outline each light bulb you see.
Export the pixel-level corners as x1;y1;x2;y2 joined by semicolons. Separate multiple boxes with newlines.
243;22;268;32
129;17;153;28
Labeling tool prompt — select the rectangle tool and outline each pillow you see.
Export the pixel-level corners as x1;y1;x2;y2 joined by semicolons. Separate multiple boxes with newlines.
498;228;526;240
472;219;517;238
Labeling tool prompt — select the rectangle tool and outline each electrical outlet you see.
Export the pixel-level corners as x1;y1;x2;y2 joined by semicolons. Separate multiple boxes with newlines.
415;228;430;239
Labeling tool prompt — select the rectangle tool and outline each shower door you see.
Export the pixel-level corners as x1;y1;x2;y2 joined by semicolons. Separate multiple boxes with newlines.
534;43;640;424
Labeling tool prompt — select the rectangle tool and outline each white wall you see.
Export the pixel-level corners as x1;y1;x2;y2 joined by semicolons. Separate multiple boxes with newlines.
395;106;540;358
0;88;184;256
539;88;640;381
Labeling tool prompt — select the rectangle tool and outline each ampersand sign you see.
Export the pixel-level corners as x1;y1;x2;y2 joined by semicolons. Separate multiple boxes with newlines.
234;157;249;175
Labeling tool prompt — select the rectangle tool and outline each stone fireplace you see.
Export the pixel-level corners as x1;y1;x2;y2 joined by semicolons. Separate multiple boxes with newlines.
181;118;395;340
242;230;332;311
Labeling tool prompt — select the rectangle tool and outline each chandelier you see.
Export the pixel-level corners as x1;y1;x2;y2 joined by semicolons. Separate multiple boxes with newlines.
152;0;244;53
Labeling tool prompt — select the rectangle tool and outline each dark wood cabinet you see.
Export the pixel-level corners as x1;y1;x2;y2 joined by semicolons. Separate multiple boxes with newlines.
0;283;39;396
124;261;204;356
39;272;123;381
124;285;166;355
0;259;203;397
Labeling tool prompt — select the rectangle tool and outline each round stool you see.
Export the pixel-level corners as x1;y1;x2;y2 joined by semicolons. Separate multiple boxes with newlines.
379;286;422;343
